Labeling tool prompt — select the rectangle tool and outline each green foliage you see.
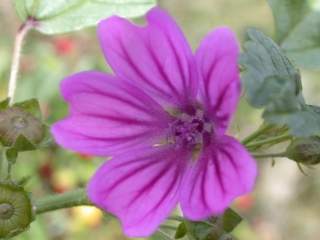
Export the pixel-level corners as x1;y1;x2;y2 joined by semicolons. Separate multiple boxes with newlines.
175;222;187;239
182;209;241;240
267;0;320;69
241;29;320;137
13;0;156;34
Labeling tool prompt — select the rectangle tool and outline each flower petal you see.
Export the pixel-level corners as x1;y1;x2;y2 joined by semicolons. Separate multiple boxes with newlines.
180;135;257;220
98;7;197;107
196;27;240;133
51;71;170;156
87;147;188;237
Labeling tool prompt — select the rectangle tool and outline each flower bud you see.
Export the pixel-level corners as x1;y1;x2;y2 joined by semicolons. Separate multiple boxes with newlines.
0;182;34;238
0;107;44;146
286;137;320;165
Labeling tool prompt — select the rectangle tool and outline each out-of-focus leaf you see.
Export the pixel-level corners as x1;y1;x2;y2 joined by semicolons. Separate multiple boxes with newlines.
222;209;242;233
184;209;242;240
5;148;18;164
13;134;36;151
0;98;9;110
281;12;320;69
13;0;156;34
267;0;311;43
175;222;187;239
13;0;28;20
267;0;320;69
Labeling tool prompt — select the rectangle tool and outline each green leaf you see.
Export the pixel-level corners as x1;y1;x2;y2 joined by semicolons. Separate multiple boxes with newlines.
183;209;241;240
222;209;242;233
14;0;156;34
240;29;320;137
281;11;320;69
13;0;29;20
0;99;10;110
267;0;311;43
240;28;303;109
5;148;18;164
264;105;320;137
175;222;187;239
13;134;36;151
267;0;320;69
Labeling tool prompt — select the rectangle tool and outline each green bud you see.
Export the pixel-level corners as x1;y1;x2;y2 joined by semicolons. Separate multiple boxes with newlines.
0;181;34;238
0;107;44;147
286;137;320;165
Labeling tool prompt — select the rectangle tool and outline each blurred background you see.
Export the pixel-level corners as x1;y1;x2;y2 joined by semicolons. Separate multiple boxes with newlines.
1;0;320;239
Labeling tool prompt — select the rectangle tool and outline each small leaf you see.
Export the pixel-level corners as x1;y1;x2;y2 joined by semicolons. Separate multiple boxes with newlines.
5;148;18;164
222;209;242;233
175;222;187;239
0;99;10;110
13;0;156;34
13;135;36;151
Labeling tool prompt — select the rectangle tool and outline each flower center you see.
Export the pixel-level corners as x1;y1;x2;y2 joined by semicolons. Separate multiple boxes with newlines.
167;109;213;149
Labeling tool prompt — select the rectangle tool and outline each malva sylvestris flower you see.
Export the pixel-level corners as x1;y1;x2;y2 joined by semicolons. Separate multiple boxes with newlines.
51;7;257;237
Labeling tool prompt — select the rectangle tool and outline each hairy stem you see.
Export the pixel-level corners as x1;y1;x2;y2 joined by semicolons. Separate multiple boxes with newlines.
241;124;272;145
252;152;287;158
245;133;292;149
8;21;32;104
35;189;92;214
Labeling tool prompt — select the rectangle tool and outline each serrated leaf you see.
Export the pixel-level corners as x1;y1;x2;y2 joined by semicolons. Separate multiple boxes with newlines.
240;29;320;137
267;0;320;69
240;28;303;109
14;0;156;34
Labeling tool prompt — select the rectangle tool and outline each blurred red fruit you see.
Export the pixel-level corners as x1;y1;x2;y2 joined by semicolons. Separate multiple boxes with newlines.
53;37;75;55
235;194;254;211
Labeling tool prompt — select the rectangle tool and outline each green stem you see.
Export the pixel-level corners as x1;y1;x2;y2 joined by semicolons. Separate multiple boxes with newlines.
8;21;32;104
35;189;92;215
252;152;287;158
241;124;272;145
245;133;291;149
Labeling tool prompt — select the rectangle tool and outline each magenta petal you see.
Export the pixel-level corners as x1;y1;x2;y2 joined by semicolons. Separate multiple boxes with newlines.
98;7;197;107
87;147;188;237
196;27;240;133
51;71;170;156
180;135;257;220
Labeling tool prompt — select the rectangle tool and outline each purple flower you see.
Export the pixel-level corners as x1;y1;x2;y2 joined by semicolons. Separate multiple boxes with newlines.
51;7;257;237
